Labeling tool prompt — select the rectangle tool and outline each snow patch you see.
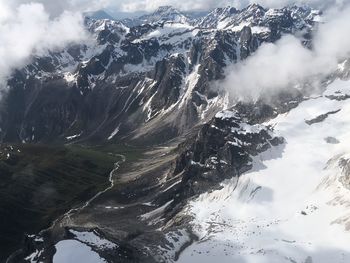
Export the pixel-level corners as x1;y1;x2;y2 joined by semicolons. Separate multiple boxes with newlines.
53;240;107;263
178;79;350;263
108;124;120;140
70;230;117;250
178;64;200;109
66;133;82;140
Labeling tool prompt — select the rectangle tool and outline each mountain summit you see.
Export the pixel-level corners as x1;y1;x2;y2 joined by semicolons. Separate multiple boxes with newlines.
122;5;190;26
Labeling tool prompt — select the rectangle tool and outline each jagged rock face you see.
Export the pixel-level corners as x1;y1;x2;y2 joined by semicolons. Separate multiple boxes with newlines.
172;109;284;196
122;6;191;27
159;97;301;205
196;3;319;32
0;5;318;145
2;4;333;263
150;90;304;222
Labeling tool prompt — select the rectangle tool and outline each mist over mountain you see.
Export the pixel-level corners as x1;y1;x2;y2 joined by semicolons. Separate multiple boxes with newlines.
84;10;115;20
1;1;350;263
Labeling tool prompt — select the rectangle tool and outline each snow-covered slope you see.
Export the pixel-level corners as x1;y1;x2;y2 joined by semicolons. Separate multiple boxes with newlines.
7;4;350;263
195;3;319;33
123;6;191;27
1;3;320;144
178;78;350;263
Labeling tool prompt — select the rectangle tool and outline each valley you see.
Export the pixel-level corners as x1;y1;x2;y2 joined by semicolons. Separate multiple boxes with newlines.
1;2;350;263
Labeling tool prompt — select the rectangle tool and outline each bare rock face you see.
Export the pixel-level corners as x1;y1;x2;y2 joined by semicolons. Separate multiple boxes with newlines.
0;4;316;145
2;4;324;263
172;110;282;196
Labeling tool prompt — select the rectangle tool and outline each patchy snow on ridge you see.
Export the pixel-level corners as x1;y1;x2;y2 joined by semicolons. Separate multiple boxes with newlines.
108;124;120;140
66;133;82;140
229;24;270;34
134;22;196;45
215;110;239;120
178;78;350;263
63;72;77;83
140;200;174;225
178;64;201;109
156;229;192;262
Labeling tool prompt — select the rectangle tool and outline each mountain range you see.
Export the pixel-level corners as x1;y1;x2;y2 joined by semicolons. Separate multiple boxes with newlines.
1;3;350;263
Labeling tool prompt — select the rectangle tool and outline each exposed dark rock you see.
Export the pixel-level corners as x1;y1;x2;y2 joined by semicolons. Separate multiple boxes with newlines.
325;137;340;144
1;4;326;262
305;109;341;125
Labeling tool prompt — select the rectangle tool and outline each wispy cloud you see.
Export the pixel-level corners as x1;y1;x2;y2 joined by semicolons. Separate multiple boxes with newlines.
13;0;349;14
221;5;350;101
107;0;349;12
0;1;87;85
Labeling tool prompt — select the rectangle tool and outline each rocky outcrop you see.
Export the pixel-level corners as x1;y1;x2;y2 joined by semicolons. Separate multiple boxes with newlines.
2;4;323;262
0;4;319;145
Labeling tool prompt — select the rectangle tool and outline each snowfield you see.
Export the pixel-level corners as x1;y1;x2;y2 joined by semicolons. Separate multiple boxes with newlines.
178;79;350;263
52;230;117;263
53;240;107;263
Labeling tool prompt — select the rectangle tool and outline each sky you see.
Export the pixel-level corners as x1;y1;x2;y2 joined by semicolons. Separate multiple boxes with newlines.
7;0;350;15
112;0;349;12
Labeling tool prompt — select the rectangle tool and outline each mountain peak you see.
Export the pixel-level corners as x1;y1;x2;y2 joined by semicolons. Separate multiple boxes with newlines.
243;3;267;13
84;10;115;20
246;3;265;9
154;5;177;13
215;6;238;15
136;5;189;25
151;5;185;18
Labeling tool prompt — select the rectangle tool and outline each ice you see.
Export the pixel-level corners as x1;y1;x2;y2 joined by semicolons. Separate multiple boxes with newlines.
53;240;107;263
178;79;350;262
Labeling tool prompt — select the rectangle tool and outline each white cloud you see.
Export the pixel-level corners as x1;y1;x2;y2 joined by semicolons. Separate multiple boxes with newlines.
221;5;350;101
0;1;87;86
4;0;350;17
7;0;111;16
12;0;349;14
111;0;350;12
0;0;349;95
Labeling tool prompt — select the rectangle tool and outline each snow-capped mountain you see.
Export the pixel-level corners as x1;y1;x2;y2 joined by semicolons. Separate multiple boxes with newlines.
3;3;350;263
122;6;191;27
178;78;350;263
196;3;320;34
0;4;316;145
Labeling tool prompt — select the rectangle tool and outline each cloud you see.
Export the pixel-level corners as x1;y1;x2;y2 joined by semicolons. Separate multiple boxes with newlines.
0;0;349;94
0;1;87;86
221;5;350;102
14;0;347;14
110;0;350;12
5;0;350;16
7;0;111;16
